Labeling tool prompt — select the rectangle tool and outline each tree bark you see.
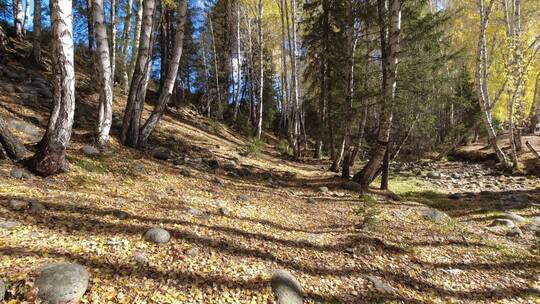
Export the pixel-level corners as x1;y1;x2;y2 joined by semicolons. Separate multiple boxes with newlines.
119;0;132;92
129;0;143;84
232;0;242;122
0;119;27;160
22;0;30;36
32;0;42;63
475;0;509;168
121;0;157;148
13;0;23;38
139;0;188;144
93;0;113;146
256;0;264;138
87;0;95;51
110;0;117;86
27;0;75;176
352;0;401;191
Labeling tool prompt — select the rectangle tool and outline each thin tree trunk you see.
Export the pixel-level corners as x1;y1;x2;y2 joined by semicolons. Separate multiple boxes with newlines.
121;0;157;148
28;0;75;176
201;34;211;117
256;0;264;138
93;0;113;146
13;0;23;38
208;14;222;112
22;0;30;36
139;0;188;144
129;0;143;84
475;0;509;167
32;0;42;63
110;0;117;87
352;0;401;191
87;0;94;51
120;0;132;92
233;0;242;122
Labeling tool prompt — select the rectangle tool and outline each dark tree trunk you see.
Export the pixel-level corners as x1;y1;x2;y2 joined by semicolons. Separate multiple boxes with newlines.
0;119;28;160
380;145;389;190
87;0;94;51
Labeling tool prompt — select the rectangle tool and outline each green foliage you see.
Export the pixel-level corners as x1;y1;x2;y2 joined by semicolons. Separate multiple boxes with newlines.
276;140;291;156
240;138;264;156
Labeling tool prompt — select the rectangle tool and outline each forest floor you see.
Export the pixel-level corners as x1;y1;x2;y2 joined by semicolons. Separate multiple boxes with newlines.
1;39;540;304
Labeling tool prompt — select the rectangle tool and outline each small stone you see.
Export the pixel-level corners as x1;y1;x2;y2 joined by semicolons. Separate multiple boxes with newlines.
187;246;199;257
342;181;362;192
187;208;204;217
9;199;29;211
488;219;515;228
35;263;89;304
420;207;450;222
307;198;316;204
271;270;304;304
134;251;147;265
132;164;146;176
237;194;249;202
500;212;526;224
30;202;46;213
180;168;192;177
0;219;20;230
521;224;540;232
81;145;100;156
214;200;227;208
10;168;24;179
366;275;397;294
318;186;329;193
219;206;231;216
112;210;129;220
152;147;172;160
427;172;441;179
212;176;225;186
506;226;524;238
143;228;171;244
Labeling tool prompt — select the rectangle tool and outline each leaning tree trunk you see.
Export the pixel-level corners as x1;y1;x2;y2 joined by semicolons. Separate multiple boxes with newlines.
139;0;188;145
93;0;113;146
121;0;156;148
0;119;28;160
27;0;75;176
352;0;401;190
32;0;42;63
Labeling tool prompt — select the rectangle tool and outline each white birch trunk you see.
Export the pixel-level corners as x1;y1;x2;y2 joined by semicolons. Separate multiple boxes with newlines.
29;0;75;176
139;0;188;144
129;0;143;85
110;0;117;87
120;0;132;92
256;0;264;138
22;0;30;36
93;0;113;146
13;0;23;38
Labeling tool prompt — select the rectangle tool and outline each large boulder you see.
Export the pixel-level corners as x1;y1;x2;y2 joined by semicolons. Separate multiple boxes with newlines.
0;219;20;230
270;270;303;304
35;263;90;304
81;145;100;156
143;228;171;244
9;199;29;211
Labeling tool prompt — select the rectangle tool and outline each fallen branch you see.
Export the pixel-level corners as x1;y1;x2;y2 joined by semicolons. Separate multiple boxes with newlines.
525;141;540;159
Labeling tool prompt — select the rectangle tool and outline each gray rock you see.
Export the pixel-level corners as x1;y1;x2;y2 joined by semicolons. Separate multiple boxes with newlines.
131;164;146;176
10;168;24;179
179;168;192;177
0;278;4;301
500;212;526;224
420;207;450;222
531;217;540;226
270;270;303;304
187;208;204;217
152;147;172;160
522;224;540;232
3;84;15;93
489;219;515;228
187;246;199;258
4;70;25;81
342;181;362;192
112;210;129;220
134;251;147;265
212;177;225;186
506;226;524;238
9;199;29;211
427;172;441;179
143;228;171;244
35;263;89;304
219;207;231;216
0;219;20;230
237;194;249;202
318;186;329;193
8;119;41;136
366;275;397;294
214;200;227;208
30;202;46;213
81;145;100;156
307;198;316;204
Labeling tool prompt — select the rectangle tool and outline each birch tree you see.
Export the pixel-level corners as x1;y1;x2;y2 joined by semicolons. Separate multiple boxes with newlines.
110;0;117;86
13;0;23;38
139;0;188;144
256;0;264;138
129;0;144;84
93;0;113;146
27;0;75;176
121;0;157;147
474;0;509;167
119;0;133;92
22;0;30;36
